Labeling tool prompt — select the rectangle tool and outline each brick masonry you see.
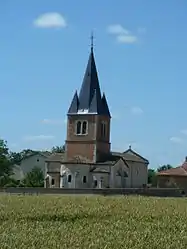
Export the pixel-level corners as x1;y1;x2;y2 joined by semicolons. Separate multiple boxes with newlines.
65;115;111;162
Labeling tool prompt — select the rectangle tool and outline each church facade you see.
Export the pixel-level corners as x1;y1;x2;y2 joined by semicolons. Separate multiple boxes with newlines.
45;42;149;189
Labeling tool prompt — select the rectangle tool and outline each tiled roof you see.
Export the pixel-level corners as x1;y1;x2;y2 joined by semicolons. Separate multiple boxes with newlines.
45;153;65;162
20;151;52;162
112;148;149;164
90;168;110;173
45;152;129;168
157;158;187;176
157;167;187;176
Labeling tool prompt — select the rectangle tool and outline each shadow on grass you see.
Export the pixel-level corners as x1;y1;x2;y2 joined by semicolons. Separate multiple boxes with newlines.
0;213;112;223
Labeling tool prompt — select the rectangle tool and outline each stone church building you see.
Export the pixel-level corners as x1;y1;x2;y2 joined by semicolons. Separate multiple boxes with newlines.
45;42;149;189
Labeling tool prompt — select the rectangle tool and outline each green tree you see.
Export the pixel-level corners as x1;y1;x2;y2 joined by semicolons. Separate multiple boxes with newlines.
157;164;173;172
0;139;13;186
148;169;157;186
51;145;65;153
9;152;22;165
23;167;44;187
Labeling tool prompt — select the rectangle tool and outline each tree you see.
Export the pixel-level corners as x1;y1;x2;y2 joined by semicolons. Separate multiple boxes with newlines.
9;152;22;165
0;139;12;177
22;167;44;187
51;145;65;153
157;164;173;172
148;169;157;186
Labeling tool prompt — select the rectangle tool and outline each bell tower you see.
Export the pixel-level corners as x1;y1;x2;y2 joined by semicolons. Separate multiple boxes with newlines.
65;36;111;163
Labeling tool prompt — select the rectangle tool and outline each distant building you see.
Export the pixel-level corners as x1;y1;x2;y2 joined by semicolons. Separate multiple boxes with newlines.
11;152;51;181
157;157;187;190
45;39;149;188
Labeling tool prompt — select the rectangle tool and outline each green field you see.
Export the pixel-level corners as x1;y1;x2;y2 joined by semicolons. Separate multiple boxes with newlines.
0;195;187;249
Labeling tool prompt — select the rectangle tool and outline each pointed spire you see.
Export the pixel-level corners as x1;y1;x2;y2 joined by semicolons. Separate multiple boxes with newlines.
67;91;79;114
67;36;111;117
78;43;102;111
101;93;111;117
89;89;102;113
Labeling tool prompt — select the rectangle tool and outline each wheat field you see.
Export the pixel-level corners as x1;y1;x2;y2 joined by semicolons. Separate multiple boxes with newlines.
0;195;187;249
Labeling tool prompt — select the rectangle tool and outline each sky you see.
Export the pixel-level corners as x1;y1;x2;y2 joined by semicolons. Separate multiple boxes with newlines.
1;0;187;168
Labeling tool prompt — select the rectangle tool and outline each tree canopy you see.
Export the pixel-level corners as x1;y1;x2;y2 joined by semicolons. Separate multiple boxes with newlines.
157;164;173;172
22;167;44;187
51;145;65;153
0;139;12;177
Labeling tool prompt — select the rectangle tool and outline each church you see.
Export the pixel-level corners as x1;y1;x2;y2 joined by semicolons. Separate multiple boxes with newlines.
45;39;149;189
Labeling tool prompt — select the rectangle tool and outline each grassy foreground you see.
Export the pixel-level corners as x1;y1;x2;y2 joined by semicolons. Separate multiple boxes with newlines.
0;195;187;249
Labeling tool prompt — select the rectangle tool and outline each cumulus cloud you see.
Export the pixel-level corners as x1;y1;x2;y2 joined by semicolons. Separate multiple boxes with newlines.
107;24;129;35
23;135;55;141
117;35;137;44
107;24;138;44
181;129;187;135
33;12;67;29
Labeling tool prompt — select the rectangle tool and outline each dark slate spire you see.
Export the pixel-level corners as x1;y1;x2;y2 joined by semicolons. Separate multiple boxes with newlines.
89;89;103;113
67;35;111;117
101;93;111;117
78;48;102;111
67;91;79;114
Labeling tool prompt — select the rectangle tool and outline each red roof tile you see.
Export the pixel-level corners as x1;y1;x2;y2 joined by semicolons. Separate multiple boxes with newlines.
157;158;187;176
157;167;187;176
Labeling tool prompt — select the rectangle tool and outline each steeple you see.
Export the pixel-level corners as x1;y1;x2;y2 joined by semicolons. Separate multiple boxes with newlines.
67;36;110;117
66;36;111;163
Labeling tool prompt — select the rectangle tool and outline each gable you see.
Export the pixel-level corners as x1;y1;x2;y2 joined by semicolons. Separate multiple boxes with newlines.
122;149;149;164
112;158;129;177
21;152;48;164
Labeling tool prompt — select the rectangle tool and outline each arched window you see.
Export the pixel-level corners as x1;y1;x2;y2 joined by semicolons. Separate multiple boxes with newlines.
75;120;88;135
101;122;107;137
76;121;81;135
83;176;87;183
82;121;88;134
68;175;72;183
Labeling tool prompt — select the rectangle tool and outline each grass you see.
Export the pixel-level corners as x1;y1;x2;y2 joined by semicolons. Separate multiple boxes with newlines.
0;195;187;249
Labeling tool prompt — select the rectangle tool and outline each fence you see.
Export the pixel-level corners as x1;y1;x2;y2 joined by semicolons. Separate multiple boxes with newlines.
0;187;185;197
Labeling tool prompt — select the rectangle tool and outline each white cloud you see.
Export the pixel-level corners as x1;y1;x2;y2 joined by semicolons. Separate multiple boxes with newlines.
107;24;129;35
41;118;66;125
23;135;55;141
181;129;187;135
33;12;67;29
107;24;138;44
117;35;137;44
131;106;143;115
170;136;183;144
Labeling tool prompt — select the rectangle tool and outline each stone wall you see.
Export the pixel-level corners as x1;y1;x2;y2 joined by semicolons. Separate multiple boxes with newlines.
1;187;185;197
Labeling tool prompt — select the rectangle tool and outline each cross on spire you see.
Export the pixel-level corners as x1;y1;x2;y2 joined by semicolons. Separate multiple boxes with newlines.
90;31;94;52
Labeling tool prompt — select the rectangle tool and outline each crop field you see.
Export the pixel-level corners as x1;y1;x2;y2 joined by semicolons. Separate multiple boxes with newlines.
0;195;187;249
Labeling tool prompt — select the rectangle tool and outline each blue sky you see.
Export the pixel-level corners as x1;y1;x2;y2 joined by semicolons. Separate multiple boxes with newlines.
1;0;187;168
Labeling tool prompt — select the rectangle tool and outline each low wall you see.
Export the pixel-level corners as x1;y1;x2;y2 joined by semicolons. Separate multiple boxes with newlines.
1;187;186;197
